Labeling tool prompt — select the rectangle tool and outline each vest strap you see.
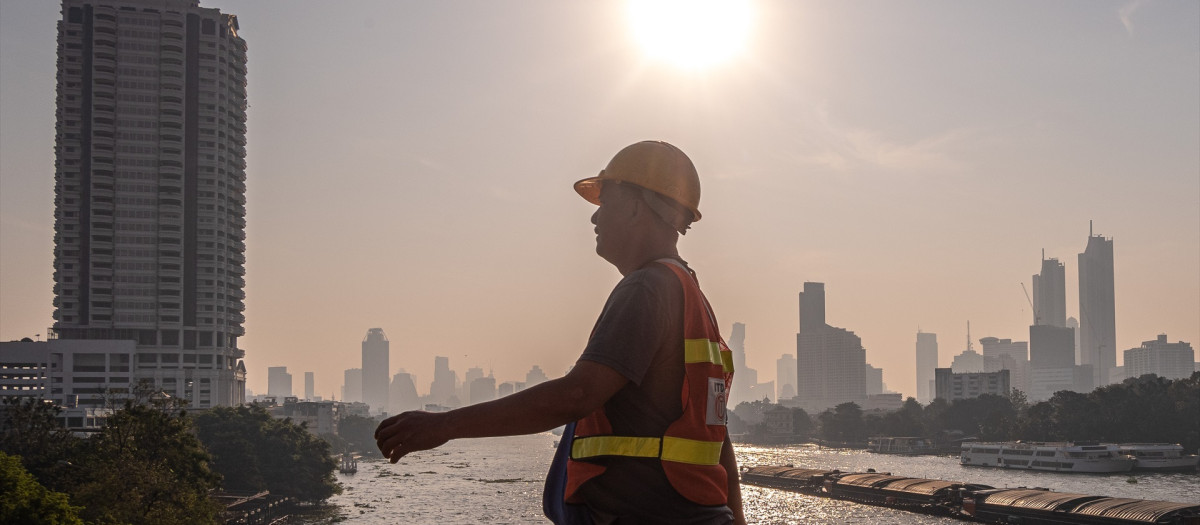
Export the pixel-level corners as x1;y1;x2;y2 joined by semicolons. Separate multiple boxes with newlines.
571;435;723;466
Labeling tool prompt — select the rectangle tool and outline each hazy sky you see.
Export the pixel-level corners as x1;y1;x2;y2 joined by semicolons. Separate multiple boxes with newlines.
2;1;1197;400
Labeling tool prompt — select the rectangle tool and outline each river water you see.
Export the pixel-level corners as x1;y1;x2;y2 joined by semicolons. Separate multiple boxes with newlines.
299;433;1198;524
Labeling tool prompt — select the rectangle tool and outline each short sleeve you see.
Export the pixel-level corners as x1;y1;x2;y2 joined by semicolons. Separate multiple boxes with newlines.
578;270;674;386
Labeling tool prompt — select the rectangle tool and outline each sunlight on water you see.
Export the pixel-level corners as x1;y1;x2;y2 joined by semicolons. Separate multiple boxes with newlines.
300;435;1198;524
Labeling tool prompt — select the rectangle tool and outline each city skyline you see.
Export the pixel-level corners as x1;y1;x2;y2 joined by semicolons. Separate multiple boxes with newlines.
2;1;1197;399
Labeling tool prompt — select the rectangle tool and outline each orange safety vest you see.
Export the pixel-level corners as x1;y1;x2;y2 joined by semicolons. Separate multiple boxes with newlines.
565;260;735;506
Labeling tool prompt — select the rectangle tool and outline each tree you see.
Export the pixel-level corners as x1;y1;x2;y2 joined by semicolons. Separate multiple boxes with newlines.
819;402;866;443
336;414;381;457
0;397;78;492
0;451;83;525
71;401;222;525
194;405;340;503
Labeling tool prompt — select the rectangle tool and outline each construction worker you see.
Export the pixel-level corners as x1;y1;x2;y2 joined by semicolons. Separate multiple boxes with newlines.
375;141;744;524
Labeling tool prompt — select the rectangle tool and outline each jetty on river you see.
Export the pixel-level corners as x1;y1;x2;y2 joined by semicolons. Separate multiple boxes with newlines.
741;465;1200;525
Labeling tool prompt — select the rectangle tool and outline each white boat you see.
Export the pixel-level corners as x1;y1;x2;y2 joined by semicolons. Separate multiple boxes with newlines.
960;442;1134;473
1118;443;1200;472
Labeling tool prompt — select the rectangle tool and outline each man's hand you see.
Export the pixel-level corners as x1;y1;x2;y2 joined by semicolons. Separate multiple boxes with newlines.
371;361;627;464
375;411;451;463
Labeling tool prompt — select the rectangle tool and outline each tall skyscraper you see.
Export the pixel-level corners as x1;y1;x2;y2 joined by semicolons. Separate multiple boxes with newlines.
50;0;248;408
429;356;457;406
915;331;938;403
1079;222;1116;386
795;282;866;413
361;328;389;414
776;353;797;401
267;366;291;399
342;368;362;403
304;371;314;400
1032;255;1067;327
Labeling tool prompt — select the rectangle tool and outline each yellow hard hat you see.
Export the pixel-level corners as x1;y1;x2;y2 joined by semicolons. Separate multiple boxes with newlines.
574;140;702;223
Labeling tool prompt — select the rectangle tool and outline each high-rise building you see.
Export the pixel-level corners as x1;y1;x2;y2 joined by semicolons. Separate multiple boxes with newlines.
525;365;548;388
1124;335;1196;381
915;331;937;404
979;337;1029;394
429;356;457;406
1033;255;1067;327
389;371;419;413
267;366;291;399
950;348;985;373
304;371;314;400
795;282;866;413
934;368;1010;401
469;375;496;405
1029;324;1079;401
864;363;883;396
49;0;249;409
342;368;362;403
776;353;797;401
1079;222;1116;386
1066;316;1081;363
361;328;389;414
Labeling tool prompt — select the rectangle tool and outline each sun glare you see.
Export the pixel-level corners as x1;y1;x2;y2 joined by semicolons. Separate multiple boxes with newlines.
627;0;754;69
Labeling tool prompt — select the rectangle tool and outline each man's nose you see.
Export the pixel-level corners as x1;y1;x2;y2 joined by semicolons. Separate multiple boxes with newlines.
591;209;599;225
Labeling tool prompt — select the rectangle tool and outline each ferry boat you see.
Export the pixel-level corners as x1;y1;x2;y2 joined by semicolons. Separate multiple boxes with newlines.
868;436;935;455
1118;443;1200;472
339;453;358;474
960;442;1134;473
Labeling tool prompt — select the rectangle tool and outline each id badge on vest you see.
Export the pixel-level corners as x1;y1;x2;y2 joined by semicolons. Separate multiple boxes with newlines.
705;377;728;426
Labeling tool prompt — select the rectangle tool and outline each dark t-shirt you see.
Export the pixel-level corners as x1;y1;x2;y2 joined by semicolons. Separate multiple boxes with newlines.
576;260;734;525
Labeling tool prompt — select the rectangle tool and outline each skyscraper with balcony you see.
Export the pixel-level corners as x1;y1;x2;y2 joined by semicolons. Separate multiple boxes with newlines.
50;0;247;408
1079;222;1116;386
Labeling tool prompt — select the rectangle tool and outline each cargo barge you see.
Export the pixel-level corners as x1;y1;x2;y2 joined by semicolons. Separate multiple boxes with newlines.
741;465;1200;525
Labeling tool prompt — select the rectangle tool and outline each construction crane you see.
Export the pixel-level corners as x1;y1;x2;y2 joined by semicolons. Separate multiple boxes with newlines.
1021;282;1040;326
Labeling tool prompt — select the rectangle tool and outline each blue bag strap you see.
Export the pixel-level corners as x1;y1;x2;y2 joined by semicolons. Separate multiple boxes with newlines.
543;421;593;525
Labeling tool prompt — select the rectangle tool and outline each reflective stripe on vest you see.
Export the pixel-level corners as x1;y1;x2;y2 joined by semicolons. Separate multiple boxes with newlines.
570;435;724;466
684;338;734;373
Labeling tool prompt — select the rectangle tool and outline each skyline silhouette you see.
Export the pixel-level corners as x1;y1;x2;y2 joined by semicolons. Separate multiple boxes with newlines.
1;1;1197;399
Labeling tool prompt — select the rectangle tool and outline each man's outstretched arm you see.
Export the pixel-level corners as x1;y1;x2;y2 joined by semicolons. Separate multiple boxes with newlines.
375;360;627;462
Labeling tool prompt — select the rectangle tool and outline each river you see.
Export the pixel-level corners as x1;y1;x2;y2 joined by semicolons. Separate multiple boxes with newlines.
299;433;1198;524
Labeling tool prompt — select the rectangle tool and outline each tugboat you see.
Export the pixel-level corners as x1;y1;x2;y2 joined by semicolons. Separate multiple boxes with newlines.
339;452;358;474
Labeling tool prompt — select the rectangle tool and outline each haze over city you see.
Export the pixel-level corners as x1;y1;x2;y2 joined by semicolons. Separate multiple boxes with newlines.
2;0;1197;400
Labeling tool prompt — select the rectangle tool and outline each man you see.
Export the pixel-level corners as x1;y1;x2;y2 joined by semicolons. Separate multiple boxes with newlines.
375;141;745;524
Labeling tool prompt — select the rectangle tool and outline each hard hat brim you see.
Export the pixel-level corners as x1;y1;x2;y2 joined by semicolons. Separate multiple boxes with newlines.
572;174;703;222
573;176;604;207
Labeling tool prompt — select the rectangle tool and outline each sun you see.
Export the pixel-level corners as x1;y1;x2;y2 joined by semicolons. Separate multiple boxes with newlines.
627;0;754;69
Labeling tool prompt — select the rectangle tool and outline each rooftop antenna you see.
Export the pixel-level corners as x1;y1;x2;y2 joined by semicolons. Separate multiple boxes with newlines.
966;321;973;352
1090;220;1093;237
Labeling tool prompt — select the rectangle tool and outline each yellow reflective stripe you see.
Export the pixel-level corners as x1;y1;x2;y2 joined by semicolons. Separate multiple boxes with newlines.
721;350;734;373
571;436;661;460
661;436;724;465
684;339;724;369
